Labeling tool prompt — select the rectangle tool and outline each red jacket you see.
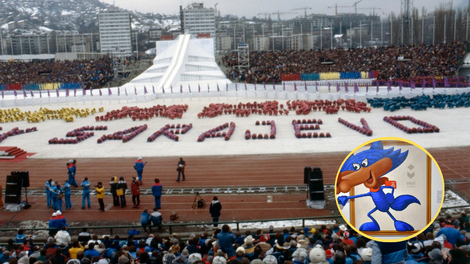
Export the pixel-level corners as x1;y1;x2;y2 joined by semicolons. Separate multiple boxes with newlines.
131;180;141;195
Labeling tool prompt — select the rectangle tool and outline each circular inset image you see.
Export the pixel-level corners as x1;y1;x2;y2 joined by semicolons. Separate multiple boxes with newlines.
335;137;445;242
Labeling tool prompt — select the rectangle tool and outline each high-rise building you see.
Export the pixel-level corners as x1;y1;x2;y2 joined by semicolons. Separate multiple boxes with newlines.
180;3;216;40
98;10;132;57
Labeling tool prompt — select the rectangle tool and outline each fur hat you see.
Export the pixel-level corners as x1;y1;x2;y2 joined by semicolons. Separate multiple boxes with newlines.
212;256;226;264
236;247;245;254
262;255;277;264
163;253;176;264
291;248;308;262
118;256;129;264
244;235;254;245
360;248;373;262
428;248;443;261
188;253;202;264
309;245;329;264
181;248;190;257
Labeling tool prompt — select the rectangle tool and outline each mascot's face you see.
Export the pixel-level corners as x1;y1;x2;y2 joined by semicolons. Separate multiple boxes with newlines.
336;157;393;194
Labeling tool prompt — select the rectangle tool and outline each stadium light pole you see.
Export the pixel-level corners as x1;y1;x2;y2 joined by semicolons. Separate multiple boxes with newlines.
433;16;435;45
390;18;393;46
444;14;446;44
320;21;322;49
467;13;469;41
360;21;362;47
381;18;383;46
20;36;23;55
422;17;424;44
47;34;50;54
330;22;333;49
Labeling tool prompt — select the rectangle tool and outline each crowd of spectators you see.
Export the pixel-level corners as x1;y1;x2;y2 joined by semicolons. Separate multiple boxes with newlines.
2;212;470;264
0;58;114;89
223;43;467;84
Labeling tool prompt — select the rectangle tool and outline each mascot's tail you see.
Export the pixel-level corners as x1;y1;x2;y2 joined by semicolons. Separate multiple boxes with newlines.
390;195;420;211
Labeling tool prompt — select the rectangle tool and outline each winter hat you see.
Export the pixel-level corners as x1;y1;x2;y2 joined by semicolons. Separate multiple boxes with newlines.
251;260;263;264
236;247;245;254
212;256;226;264
343;231;349;238
118;256;129;264
216;250;225;257
52;212;58;217
163;253;176;264
244;235;254;245
408;242;423;254
269;225;274;233
138;156;143;160
428;248;443;261
262;255;277;264
360;248;373;262
291;248;308;262
97;259;109;264
188;253;202;264
309;245;328;264
182;248;190;257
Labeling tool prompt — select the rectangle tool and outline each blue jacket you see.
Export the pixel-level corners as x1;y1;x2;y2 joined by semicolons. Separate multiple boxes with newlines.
141;211;151;225
83;249;101;258
50;185;59;198
152;183;162;196
135;160;145;172
217;231;237;258
369;240;408;264
436;227;466;247
63;183;71;195
45;181;51;193
81;180;91;193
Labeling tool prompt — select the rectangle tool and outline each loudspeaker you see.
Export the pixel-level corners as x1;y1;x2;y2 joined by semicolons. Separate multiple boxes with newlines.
5;175;22;204
304;167;312;184
308;167;325;201
10;171;20;177
20;171;29;188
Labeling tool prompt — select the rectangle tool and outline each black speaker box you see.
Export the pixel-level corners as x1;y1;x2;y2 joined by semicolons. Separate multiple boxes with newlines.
304;167;312;184
20;171;29;188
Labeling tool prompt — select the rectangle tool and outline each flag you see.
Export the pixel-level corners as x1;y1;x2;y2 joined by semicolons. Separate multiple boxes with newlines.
328;82;331;93
82;88;86;96
315;82;318;92
118;87;121;96
30;90;34;98
47;90;50;98
410;80;415;89
456;77;459;88
134;87;137;95
90;88;93;96
336;83;340;93
354;83;359;93
432;78;436;88
74;88;77;97
198;84;201;93
366;84;369;93
294;83;297;91
66;89;69;97
263;82;266;91
188;85;191;93
226;83;229;92
152;86;155;94
162;86;165;94
304;82;307;92
1;90;4;99
254;83;257;91
422;79;426;88
244;83;247;91
108;87;112;95
344;83;348;92
23;89;27;98
376;81;379;93
387;81;392;91
272;81;275;91
171;85;174;94
207;84;210;93
399;81;403;91
144;86;148;94
99;89;102;96
217;84;220;92
180;85;183;93
125;88;128;96
235;83;238;92
56;89;59;97
14;90;17;97
283;83;285;92
39;90;42;98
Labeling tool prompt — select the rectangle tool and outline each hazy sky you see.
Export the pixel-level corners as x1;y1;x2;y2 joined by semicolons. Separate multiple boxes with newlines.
100;0;464;18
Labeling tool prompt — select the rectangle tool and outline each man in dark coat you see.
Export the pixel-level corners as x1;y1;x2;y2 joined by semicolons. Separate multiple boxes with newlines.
151;178;163;209
209;196;222;227
217;224;236;259
110;176;119;207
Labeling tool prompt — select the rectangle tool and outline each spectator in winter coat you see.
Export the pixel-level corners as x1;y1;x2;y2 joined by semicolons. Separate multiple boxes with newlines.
134;156;145;183
217;225;236;259
110;176;120;207
209;197;222;227
117;176;128;208
152;179;163;209
55;226;71;246
131;177;141;208
435;221;466;247
140;209;152;233
95;182;105;212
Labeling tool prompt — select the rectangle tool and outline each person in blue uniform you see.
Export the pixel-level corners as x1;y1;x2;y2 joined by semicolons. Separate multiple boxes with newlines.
81;177;91;209
50;182;59;211
55;183;63;212
63;180;72;209
151;178;162;209
45;179;53;207
134;156;145;183
67;159;78;187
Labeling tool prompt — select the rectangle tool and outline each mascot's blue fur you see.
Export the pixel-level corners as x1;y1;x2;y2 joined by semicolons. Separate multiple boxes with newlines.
337;141;420;232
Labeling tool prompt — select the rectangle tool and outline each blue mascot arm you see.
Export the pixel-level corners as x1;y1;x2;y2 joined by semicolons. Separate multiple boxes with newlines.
338;193;371;206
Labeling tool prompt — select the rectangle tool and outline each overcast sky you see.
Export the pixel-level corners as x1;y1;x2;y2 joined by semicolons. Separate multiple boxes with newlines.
100;0;465;18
